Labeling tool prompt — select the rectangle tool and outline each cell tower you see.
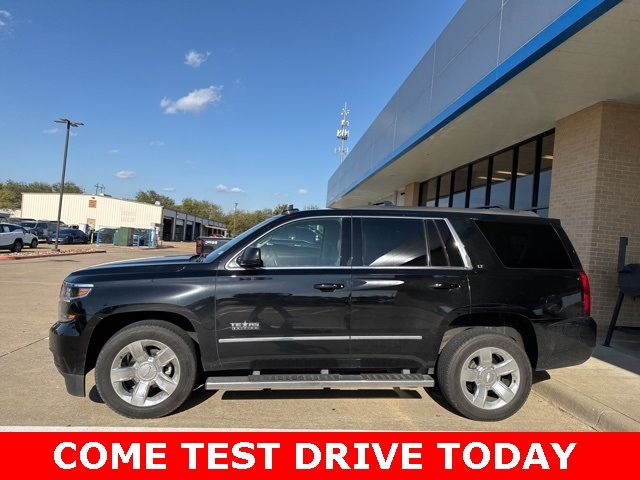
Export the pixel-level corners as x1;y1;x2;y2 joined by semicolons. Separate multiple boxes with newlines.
336;102;350;163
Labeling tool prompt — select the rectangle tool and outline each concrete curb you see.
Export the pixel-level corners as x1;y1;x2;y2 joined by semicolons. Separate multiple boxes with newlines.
0;250;107;261
533;378;640;431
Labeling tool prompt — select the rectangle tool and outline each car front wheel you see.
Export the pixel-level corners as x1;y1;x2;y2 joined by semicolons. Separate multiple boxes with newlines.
30;239;38;248
436;329;532;421
95;321;197;419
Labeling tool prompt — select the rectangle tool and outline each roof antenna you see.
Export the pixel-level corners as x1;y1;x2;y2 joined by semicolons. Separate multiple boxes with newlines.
335;102;350;163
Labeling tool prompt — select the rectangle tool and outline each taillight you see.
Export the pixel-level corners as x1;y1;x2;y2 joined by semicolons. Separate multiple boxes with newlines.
579;271;591;316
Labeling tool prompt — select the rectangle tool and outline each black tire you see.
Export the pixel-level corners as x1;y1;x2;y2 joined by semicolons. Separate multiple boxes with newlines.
30;239;38;249
95;321;197;419
436;329;532;421
11;240;22;253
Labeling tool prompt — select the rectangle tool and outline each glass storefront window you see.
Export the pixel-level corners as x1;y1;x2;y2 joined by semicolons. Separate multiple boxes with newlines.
536;133;554;213
514;141;536;210
469;158;489;207
420;179;437;207
488;150;513;208
416;130;553;214
438;173;451;207
451;167;468;208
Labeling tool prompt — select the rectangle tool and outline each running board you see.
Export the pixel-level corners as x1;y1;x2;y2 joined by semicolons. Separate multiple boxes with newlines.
205;373;434;391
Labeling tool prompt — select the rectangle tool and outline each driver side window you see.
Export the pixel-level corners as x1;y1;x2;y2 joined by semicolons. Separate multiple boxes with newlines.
252;218;344;267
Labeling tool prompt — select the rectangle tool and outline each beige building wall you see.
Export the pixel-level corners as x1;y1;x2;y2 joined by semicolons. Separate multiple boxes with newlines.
21;193;163;230
403;182;420;207
550;102;640;331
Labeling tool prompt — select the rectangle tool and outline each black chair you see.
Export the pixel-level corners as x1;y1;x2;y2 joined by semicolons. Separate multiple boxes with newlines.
603;237;640;346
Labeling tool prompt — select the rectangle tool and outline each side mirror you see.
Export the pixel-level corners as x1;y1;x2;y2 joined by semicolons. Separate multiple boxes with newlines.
237;247;263;268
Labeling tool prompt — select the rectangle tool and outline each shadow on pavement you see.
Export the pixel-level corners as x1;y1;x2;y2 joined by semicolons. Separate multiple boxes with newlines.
88;384;218;415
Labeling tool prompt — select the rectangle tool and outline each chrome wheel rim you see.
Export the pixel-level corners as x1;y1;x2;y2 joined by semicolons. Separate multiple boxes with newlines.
110;340;181;407
459;346;520;410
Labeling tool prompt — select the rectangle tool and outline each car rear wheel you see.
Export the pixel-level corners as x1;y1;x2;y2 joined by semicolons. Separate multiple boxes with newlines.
95;321;197;419
30;239;38;249
436;329;532;421
11;240;22;253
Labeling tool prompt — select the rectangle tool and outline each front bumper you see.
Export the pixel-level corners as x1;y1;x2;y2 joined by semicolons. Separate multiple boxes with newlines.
533;316;597;370
49;321;87;397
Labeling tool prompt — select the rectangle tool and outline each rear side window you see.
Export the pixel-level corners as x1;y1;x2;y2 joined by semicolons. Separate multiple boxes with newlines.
426;219;465;267
476;221;573;269
361;218;427;267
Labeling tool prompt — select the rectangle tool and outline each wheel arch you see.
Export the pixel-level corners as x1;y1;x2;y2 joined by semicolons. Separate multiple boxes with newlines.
438;312;538;369
85;310;201;374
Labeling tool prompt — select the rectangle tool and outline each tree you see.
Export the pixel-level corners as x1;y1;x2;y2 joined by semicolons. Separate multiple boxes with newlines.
134;190;176;209
179;198;224;220
0;180;83;210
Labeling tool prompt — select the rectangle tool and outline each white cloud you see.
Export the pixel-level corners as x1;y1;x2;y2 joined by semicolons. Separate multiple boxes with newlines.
163;187;176;192
216;184;244;193
0;10;11;28
149;140;164;147
184;50;210;68
43;128;59;134
116;170;136;179
298;188;309;195
108;149;119;154
161;85;222;114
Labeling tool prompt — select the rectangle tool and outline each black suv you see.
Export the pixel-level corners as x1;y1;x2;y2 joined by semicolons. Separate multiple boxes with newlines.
50;207;595;421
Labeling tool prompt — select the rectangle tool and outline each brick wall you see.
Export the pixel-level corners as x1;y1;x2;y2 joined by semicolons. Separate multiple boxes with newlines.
551;102;640;331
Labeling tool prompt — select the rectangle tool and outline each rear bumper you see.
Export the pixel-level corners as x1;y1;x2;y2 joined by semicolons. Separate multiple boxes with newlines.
49;321;87;397
533;316;596;370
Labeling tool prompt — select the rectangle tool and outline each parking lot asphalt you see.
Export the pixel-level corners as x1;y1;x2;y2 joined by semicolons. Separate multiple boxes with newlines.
0;245;591;431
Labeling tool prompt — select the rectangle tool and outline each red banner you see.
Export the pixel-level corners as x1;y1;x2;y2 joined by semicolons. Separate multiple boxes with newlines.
0;432;636;478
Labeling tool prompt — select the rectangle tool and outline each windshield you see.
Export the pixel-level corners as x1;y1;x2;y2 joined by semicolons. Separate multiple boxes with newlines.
21;221;36;228
204;215;280;262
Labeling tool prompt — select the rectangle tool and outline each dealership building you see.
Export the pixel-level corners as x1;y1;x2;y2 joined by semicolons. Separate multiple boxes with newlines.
21;193;227;241
327;0;640;331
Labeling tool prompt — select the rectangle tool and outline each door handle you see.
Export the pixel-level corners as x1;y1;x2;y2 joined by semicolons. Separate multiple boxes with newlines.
430;282;461;290
314;283;345;292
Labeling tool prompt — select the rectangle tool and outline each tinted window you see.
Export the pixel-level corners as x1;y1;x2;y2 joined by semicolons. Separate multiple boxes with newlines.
253;218;343;267
438;173;451;207
361;218;426;267
426;219;465;267
489;150;513;208
476;221;573;269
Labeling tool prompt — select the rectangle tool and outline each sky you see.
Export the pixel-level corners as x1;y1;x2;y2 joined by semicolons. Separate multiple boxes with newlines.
0;0;464;212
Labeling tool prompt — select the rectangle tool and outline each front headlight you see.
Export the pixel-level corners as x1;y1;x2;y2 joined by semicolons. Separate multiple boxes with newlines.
60;282;93;302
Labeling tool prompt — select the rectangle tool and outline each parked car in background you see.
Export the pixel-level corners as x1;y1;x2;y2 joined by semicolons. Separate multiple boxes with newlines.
0;222;39;252
47;228;89;245
21;220;64;240
195;235;233;255
50;206;595;420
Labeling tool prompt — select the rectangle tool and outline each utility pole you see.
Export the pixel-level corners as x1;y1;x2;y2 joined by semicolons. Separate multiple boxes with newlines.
336;102;350;163
53;118;83;252
233;202;238;236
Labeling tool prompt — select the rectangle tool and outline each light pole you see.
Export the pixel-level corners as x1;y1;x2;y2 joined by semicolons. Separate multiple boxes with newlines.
233;202;238;236
53;118;83;252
